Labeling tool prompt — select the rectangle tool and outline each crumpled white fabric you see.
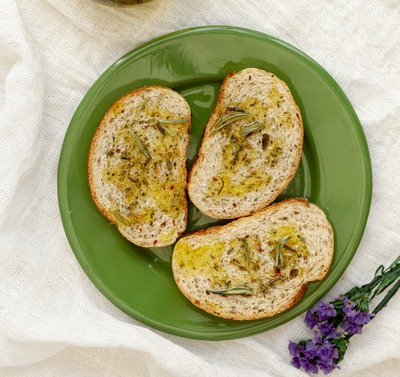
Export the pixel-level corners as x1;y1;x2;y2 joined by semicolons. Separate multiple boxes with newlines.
1;0;400;376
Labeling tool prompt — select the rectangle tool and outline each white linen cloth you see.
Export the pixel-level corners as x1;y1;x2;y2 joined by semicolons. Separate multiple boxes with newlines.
1;0;399;376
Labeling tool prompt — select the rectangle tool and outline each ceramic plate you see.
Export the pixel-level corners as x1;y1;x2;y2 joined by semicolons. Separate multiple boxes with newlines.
58;26;372;340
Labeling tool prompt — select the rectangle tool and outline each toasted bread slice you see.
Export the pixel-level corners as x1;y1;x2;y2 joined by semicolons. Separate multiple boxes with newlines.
172;198;334;320
87;86;191;247
188;68;303;219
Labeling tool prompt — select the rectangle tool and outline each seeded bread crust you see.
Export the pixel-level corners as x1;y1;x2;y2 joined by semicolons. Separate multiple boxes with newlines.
87;86;191;247
172;198;334;320
188;68;304;219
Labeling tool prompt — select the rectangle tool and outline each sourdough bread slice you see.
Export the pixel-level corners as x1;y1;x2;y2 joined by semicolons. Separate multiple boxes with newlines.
172;198;334;320
188;68;303;219
88;86;191;247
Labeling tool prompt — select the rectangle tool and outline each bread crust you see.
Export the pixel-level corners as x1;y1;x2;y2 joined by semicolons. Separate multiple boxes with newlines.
172;198;334;320
88;86;191;247
188;68;304;219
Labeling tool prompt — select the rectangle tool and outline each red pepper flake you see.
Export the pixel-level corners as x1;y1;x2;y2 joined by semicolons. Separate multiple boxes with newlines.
232;203;237;207
212;176;218;182
161;222;166;227
116;148;121;153
153;240;158;246
172;219;176;226
170;185;175;190
275;269;281;276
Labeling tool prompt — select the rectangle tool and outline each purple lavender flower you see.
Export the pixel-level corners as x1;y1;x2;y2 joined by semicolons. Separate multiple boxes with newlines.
341;320;363;335
352;310;375;325
305;307;319;329
318;339;339;362
316;359;337;375
291;356;301;369
303;334;321;359
341;296;356;315
298;357;319;374
288;340;303;358
363;311;375;323
289;256;400;374
316;301;337;321
289;332;340;374
318;322;341;339
339;298;375;335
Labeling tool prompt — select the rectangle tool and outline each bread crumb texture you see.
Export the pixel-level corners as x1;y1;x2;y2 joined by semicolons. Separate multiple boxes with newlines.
88;86;191;247
172;199;334;320
188;68;304;219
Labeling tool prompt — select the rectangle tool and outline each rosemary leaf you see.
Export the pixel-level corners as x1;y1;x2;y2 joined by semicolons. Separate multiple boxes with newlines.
157;121;176;137
131;131;151;160
281;236;292;246
136;97;150;113
241;121;263;136
283;244;297;252
156;119;188;137
275;236;291;270
155;122;166;136
275;243;280;269
206;287;253;295
212;112;252;133
158;119;189;124
269;275;287;285
279;251;286;269
113;210;128;225
213;116;223;131
241;237;251;270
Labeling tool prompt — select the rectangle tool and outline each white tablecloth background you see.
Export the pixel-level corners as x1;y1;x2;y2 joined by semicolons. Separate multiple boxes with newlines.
1;1;399;376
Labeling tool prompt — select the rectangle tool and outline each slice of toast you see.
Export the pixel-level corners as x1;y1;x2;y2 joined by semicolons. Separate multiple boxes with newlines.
188;68;304;219
172;198;334;320
87;86;191;247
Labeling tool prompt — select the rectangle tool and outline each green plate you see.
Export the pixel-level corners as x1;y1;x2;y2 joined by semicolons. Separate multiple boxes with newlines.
57;26;372;340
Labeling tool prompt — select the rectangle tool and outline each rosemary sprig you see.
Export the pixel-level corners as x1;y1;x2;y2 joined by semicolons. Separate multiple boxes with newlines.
155;119;189;137
131;131;151;162
136;97;150;113
241;237;251;270
275;236;291;270
240;121;263;136
156;121;175;137
212;112;252;133
270;275;287;285
283;244;297;252
155;122;166;136
206;287;253;295
113;210;128;225
158;118;189;124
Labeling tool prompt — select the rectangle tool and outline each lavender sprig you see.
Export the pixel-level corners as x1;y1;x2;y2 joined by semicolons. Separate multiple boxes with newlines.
288;256;400;374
